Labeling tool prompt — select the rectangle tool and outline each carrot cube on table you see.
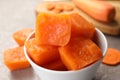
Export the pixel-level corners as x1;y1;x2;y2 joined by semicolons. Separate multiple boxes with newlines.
13;28;33;46
4;46;30;71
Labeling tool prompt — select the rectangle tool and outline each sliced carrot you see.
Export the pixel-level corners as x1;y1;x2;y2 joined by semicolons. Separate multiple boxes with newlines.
25;38;60;65
63;3;74;11
45;3;74;13
4;46;30;71
103;48;120;65
70;13;95;39
52;8;63;14
59;37;102;70
42;59;67;71
46;3;55;10
73;0;116;22
13;28;34;46
36;13;71;46
53;3;63;13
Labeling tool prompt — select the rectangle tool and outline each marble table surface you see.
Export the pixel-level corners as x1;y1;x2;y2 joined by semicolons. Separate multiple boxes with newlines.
0;0;120;80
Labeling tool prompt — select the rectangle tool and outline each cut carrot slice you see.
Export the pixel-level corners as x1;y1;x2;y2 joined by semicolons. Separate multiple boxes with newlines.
45;3;74;13
63;3;74;11
53;3;63;13
59;37;102;70
4;46;30;71
25;38;60;65
46;3;55;10
70;13;95;39
36;13;71;46
13;28;33;46
103;48;120;65
42;59;67;71
52;8;63;14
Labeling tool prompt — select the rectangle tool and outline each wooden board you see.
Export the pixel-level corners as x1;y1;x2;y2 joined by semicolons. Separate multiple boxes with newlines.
35;1;120;36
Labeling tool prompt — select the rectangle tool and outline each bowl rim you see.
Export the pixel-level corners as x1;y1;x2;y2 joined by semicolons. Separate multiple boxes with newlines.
24;28;108;73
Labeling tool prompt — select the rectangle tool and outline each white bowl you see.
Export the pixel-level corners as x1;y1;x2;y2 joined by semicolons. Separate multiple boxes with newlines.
24;28;107;80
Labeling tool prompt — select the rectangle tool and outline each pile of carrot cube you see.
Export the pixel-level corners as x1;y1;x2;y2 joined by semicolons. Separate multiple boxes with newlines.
4;13;103;71
4;28;33;71
25;13;102;71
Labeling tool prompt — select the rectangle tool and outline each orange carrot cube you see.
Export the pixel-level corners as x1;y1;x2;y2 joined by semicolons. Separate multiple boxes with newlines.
13;28;33;46
70;13;95;39
42;59;67;71
4;47;30;71
59;37;102;70
35;13;71;46
25;38;60;65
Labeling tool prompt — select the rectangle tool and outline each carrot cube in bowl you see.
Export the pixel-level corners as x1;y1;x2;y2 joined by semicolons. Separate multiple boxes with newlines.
59;37;102;70
36;13;71;46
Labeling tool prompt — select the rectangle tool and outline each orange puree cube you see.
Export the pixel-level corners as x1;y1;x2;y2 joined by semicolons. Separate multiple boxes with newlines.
13;28;33;46
59;37;102;70
4;47;30;71
70;13;95;39
36;13;71;46
42;59;67;71
25;38;60;65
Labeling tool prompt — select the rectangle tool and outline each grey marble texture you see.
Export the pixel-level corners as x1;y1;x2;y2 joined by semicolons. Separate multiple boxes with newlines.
0;0;120;80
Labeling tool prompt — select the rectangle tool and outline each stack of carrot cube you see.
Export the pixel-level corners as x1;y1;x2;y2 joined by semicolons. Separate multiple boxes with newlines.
25;13;102;71
4;28;33;71
4;13;102;71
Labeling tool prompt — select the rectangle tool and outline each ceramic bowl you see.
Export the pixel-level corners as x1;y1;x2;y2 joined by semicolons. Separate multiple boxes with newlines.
24;28;107;80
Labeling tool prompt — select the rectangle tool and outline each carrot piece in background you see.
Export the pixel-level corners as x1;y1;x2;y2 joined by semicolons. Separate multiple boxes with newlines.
103;48;120;65
45;3;74;13
35;13;71;46
70;13;95;39
4;47;30;71
25;38;60;65
42;59;67;71
46;3;55;10
59;37;102;70
13;28;33;46
63;3;74;11
72;0;116;22
52;8;63;14
53;3;64;13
